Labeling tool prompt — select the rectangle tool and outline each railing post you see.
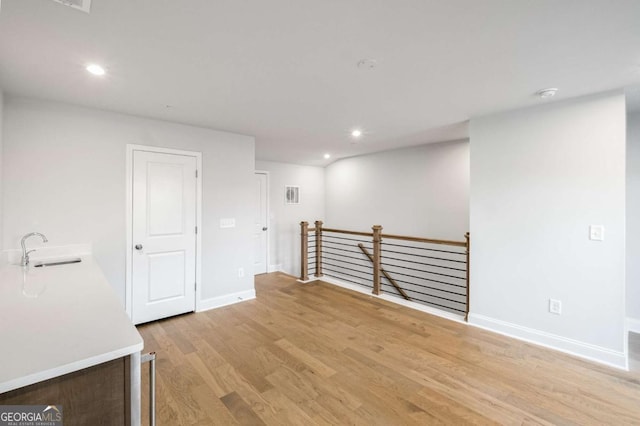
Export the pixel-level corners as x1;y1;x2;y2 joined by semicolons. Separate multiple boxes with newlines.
300;221;309;281
465;232;470;321
314;220;323;277
372;225;383;295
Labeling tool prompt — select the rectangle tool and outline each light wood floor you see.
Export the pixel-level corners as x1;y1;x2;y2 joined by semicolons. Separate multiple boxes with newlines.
138;272;640;425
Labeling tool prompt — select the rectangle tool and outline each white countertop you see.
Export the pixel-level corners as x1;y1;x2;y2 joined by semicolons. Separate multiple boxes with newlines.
0;254;143;393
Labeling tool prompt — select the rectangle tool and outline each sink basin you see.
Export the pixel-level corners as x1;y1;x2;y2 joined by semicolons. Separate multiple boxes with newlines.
33;258;82;268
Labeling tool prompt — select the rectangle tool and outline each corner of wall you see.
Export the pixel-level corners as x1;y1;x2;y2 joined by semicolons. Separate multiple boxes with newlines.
626;111;640;321
627;317;640;334
0;89;4;251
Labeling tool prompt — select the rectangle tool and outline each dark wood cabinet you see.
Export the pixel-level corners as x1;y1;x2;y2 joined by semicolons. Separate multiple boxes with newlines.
0;357;130;426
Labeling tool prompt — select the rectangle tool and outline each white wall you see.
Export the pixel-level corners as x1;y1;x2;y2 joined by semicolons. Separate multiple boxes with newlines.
255;160;325;276
3;97;255;305
627;111;640;328
325;140;469;240
469;92;627;368
0;90;3;252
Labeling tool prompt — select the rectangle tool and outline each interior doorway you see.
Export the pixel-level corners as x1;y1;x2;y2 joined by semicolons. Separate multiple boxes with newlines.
126;145;202;324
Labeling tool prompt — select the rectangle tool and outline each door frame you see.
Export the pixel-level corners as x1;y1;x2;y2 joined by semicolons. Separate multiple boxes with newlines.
255;170;270;274
125;144;203;318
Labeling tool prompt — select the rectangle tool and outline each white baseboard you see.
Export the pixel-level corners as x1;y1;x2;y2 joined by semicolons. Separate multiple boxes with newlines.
468;313;628;370
319;276;465;324
268;264;282;273
627;317;640;334
196;289;256;313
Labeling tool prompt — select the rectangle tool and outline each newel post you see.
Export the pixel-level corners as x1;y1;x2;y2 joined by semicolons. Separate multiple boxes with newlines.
372;225;383;295
300;221;309;281
465;232;470;322
314;220;324;277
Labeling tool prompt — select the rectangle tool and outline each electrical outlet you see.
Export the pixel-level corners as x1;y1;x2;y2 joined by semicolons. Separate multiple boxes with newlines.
549;299;562;315
220;218;236;228
238;267;245;278
589;225;604;241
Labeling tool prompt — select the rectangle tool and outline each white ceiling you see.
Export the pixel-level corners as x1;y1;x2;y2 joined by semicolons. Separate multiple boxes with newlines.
1;1;639;166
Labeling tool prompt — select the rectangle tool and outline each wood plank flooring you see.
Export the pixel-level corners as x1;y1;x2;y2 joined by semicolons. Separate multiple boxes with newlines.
137;272;640;425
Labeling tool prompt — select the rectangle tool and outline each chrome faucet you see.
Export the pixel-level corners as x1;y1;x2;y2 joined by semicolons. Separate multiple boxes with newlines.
20;232;48;266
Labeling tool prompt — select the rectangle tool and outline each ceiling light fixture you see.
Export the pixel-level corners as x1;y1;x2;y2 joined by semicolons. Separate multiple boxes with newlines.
86;64;106;76
324;153;331;159
351;129;362;138
536;88;558;99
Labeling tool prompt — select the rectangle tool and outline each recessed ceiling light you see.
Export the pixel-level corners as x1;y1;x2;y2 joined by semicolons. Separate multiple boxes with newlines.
536;88;558;99
86;64;106;76
351;129;362;138
324;153;331;159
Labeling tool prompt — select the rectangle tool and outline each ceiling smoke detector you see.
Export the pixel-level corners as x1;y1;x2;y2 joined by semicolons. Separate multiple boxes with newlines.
536;88;558;99
357;59;377;70
50;0;92;14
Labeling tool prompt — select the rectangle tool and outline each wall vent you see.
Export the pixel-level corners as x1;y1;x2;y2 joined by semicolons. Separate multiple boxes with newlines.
50;0;92;14
285;186;300;205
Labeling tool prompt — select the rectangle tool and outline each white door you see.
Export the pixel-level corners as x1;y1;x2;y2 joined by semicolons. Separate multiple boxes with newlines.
254;172;268;275
132;150;197;324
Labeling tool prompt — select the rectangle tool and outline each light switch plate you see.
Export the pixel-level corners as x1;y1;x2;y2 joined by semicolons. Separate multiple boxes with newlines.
589;225;604;241
220;218;236;228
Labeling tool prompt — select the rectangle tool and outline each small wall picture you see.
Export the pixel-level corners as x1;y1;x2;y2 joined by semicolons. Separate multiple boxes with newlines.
285;185;300;204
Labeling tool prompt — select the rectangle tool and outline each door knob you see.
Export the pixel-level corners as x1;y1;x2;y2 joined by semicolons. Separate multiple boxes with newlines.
135;244;143;250
262;227;268;231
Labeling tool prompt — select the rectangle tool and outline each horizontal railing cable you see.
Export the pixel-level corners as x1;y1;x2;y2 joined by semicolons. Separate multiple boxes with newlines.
380;250;466;264
323;267;372;282
381;281;465;301
323;257;371;270
322;228;373;237
323;234;372;243
299;221;470;320
387;274;465;289
382;256;467;273
379;265;465;281
323;264;372;279
380;248;464;262
381;241;465;256
386;278;466;297
324;272;373;288
324;253;370;268
324;239;373;248
322;245;370;256
378;283;466;313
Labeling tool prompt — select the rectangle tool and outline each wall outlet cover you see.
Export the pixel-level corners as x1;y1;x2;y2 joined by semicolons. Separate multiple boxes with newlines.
549;299;562;315
220;218;236;228
589;225;604;241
